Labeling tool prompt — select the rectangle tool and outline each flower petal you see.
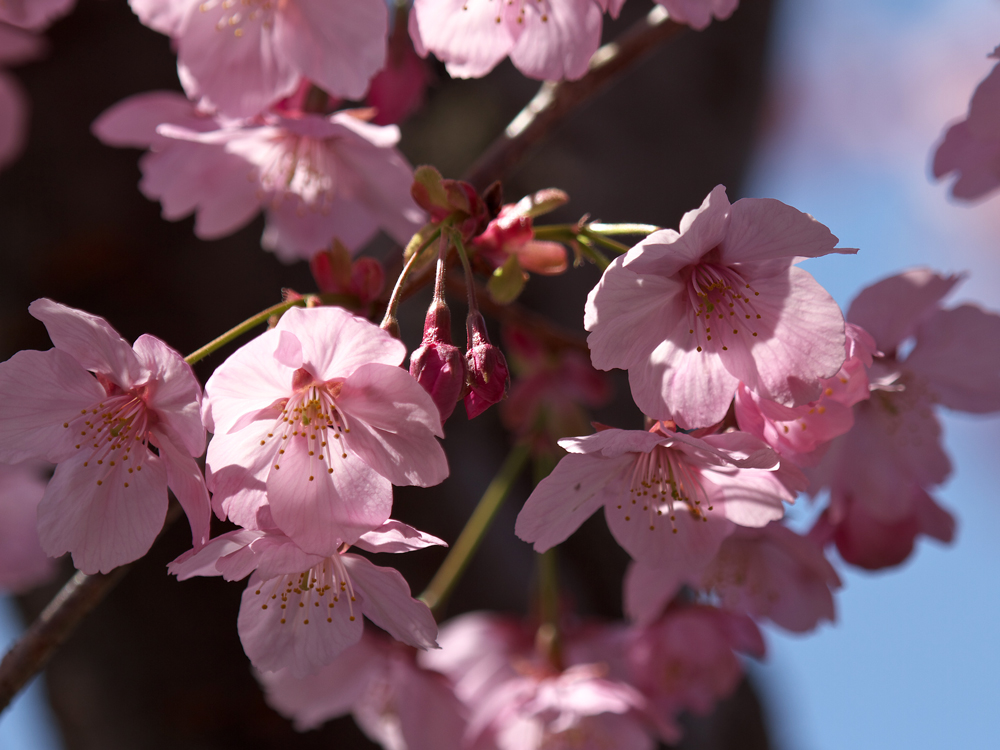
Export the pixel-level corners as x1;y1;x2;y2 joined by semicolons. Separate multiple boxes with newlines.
205;420;275;527
354;520;448;554
37;449;168;574
267;437;393;555
133;334;206;457
29;299;145;388
515;452;634;552
719;196;848;264
344;554;438;650
154;426;212;550
239;571;364;678
337;363;448;487
0;348;104;464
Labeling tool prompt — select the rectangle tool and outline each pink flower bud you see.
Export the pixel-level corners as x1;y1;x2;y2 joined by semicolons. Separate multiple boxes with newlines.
410;166;489;240
310;242;385;306
410;302;466;425
464;311;509;419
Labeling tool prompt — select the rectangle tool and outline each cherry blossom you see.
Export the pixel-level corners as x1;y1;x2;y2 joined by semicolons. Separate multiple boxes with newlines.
624;523;840;633
94;92;424;261
170;520;442;677
585;185;852;429
734;322;877;465
655;0;739;31
259;632;467;746
0;24;43;172
0;300;211;574
422;612;654;750
0;461;56;593
515;422;802;569
933;50;1000;201
464;311;509;419
623;605;764;723
806;269;1000;568
129;0;388;118
203;305;448;556
409;0;605;82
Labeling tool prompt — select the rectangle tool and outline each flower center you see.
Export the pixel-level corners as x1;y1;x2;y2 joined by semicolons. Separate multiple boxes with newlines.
208;0;278;38
614;444;713;532
461;0;551;25
63;389;152;488
265;379;350;479
686;263;762;354
255;134;354;216
253;553;357;626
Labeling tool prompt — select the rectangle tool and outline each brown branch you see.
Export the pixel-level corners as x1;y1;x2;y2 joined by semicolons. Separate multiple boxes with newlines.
464;6;685;190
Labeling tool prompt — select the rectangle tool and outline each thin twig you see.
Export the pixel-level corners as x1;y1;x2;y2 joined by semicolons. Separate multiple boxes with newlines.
464;7;684;190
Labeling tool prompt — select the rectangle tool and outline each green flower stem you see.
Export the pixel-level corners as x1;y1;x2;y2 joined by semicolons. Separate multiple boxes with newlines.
420;442;532;617
184;299;307;366
574;238;612;271
586;222;660;236
380;248;424;334
535;548;563;670
448;228;479;312
579;228;630;255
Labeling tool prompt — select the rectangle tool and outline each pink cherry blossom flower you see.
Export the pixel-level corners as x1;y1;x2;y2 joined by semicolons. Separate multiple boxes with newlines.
259;631;467;746
170;520;442;677
0;461;57;593
472;190;570;277
0;300;211;574
203;305;448;556
805;269;1000;568
129;0;388;118
0;0;74;30
424;612;655;750
514;422;802;569
93;92;424;261
734;323;877;465
933;50;1000;201
810;486;955;571
409;0;605;82
624;523;841;633
501;324;611;451
655;0;739;31
0;24;44;172
585;185;853;429
624;605;764;722
465;664;655;750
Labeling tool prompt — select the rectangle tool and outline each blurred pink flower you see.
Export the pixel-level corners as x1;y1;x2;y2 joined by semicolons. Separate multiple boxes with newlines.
501;325;611;450
367;13;432;127
93;92;424;261
170;520;442;677
624;605;764;723
409;0;604;81
203;306;448;556
0;24;44;172
655;0;738;31
0;300;210;574
0;461;56;593
0;0;74;30
129;0;388;118
933;50;1000;201
624;523;841;633
585;185;852;429
806;269;1000;568
734;322;877;465
515;422;802;569
259;631;467;746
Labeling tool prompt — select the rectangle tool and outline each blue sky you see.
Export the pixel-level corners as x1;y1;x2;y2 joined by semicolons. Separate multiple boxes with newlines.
748;0;1000;748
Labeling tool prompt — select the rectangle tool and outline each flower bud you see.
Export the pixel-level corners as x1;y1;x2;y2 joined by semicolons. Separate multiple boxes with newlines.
464;311;509;419
410;301;466;425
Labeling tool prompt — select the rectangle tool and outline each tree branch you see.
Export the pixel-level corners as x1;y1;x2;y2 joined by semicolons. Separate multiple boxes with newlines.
464;6;684;190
